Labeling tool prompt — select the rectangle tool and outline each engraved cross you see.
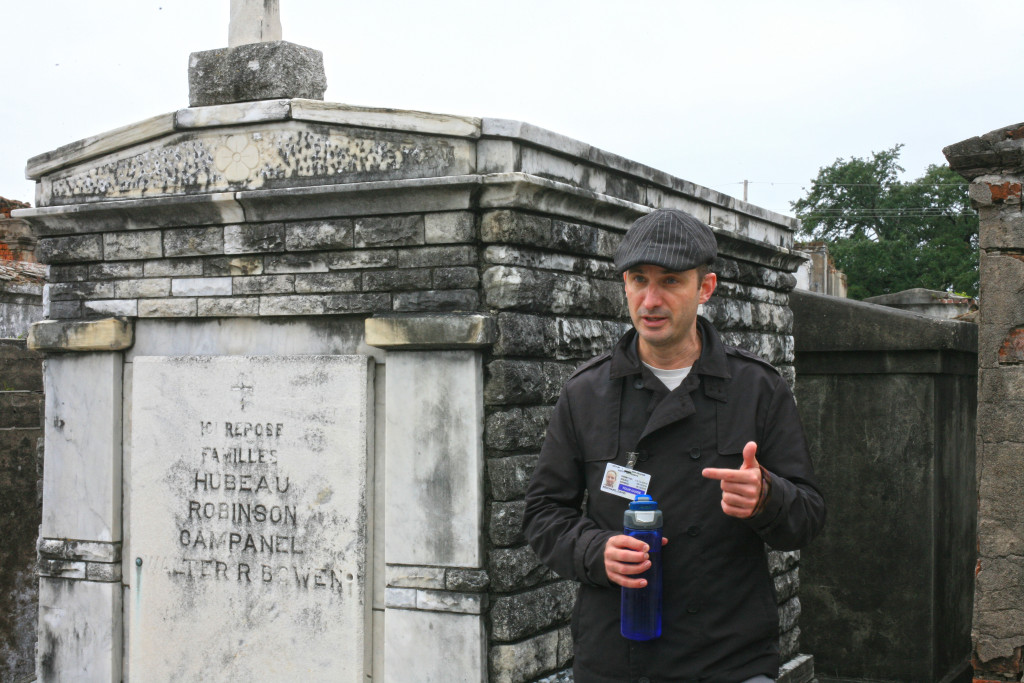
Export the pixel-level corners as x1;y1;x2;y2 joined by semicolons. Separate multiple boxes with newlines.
229;0;282;47
231;381;254;411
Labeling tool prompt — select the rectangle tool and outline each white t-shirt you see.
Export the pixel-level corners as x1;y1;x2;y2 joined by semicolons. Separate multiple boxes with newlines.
642;361;692;391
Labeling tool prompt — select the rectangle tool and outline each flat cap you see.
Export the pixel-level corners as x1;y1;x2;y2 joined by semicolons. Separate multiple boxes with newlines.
614;208;717;273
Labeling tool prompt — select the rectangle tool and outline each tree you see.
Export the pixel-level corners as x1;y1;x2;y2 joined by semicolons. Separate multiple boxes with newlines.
791;145;979;300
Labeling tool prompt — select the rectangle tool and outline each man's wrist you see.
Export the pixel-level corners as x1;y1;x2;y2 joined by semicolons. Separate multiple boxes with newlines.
750;466;772;517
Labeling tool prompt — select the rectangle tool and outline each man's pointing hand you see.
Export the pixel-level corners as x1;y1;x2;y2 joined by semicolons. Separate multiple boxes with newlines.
701;441;763;519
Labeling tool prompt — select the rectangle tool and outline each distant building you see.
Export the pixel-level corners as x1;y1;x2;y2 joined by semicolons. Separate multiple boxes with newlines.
795;241;847;298
0;196;46;338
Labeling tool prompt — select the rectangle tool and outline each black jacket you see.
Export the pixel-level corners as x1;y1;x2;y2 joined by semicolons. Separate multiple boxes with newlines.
523;318;825;683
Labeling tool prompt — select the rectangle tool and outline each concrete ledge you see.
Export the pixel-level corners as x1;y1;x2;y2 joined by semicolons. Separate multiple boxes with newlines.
778;654;815;683
366;313;494;350
188;41;326;107
28;317;134;352
792;289;978;354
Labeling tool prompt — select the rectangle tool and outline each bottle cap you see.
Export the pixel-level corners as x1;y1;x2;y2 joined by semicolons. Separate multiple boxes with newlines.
629;494;659;511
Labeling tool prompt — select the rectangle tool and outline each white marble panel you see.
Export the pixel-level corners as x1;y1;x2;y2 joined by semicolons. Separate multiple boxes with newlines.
128;355;372;682
384;351;484;567
383;609;484;683
42;353;123;541
37;578;123;683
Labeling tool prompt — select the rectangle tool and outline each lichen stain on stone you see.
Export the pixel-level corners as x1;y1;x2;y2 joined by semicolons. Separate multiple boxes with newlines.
44;125;461;203
998;327;1024;364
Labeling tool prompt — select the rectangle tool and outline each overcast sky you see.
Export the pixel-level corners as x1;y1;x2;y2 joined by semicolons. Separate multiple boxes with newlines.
3;1;1019;219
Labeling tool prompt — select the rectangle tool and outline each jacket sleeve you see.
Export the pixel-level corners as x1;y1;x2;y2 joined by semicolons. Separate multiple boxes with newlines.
746;375;826;550
523;387;617;587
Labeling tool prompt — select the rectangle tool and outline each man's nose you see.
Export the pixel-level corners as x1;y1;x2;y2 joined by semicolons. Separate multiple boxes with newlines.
642;284;663;308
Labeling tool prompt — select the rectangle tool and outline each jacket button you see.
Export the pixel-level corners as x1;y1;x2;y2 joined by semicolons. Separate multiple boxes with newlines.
689;447;700;460
687;606;700;614
633;378;644;390
687;525;700;537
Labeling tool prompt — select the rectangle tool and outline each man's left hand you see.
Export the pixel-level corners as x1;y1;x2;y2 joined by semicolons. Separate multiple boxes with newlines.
701;441;762;519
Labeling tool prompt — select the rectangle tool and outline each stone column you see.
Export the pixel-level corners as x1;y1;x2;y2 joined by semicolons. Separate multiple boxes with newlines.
945;125;1024;681
27;318;134;682
365;313;493;683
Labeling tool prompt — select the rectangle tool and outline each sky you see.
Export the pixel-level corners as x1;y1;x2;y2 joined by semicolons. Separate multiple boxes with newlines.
3;0;1020;219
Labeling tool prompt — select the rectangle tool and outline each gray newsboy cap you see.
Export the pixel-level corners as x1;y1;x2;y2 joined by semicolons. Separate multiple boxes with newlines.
614;208;717;273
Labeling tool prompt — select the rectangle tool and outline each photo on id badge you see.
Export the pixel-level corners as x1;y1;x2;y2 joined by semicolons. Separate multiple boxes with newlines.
601;462;651;501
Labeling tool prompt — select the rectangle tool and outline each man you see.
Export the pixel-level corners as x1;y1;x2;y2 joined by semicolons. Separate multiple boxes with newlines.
523;208;825;683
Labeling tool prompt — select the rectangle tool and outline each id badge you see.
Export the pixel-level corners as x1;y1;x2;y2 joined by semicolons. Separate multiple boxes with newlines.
600;462;651;501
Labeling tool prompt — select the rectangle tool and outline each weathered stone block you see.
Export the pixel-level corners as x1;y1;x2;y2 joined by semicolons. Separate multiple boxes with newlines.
171;277;232;297
202;256;262;277
720;330;793;365
230;274;294;295
84;299;138;317
485;406;553;452
113;278;172;299
261;293;390;316
48;281;115;301
484;245;616;279
398;245;476;268
768;550;800;576
489;629;559;683
37;235;103;264
89;262;143;280
163;227;224;257
446;569;490;593
553;317;630;360
980;207;1024;250
224;223;285;254
47;301;81;319
145;258;204;277
980;253;1024;325
285;219;354;251
774;568;800;603
485;359;573;405
490;581;576;641
489;501;527;547
386;565;446;590
325;249;399;270
482;210;616;258
392;289;478;312
138;298;198;318
188;41;327;107
487;454;538;501
490;546;552;592
103;231;162;260
354;215;424;248
363;268;432;292
264;253;329;274
432;266;479;289
196;297;259;317
51;264;89;282
425;211;475;244
294;272;361;294
779;596;801;633
483;266;626;318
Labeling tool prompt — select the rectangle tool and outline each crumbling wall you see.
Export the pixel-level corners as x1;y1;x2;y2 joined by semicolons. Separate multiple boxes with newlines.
945;124;1024;681
0;339;43;681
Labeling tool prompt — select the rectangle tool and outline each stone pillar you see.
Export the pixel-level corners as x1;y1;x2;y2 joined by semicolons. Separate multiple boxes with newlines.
366;313;492;683
28;319;133;682
945;125;1024;681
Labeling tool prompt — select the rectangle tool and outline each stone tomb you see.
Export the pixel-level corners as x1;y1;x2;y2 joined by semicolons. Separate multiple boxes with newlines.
128;355;372;681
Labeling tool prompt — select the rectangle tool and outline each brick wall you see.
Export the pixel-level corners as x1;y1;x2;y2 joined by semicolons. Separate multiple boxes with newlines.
946;124;1024;682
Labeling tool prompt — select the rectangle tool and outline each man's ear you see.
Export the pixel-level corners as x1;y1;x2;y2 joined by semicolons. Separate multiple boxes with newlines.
699;272;717;304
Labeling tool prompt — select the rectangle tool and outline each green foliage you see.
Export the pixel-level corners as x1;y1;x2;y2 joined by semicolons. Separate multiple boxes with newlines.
791;145;979;299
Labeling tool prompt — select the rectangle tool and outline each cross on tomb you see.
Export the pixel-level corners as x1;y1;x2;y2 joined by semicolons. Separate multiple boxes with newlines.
231;380;255;411
229;0;283;47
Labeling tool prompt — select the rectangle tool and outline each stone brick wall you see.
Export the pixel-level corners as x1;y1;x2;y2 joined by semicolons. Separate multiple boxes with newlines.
0;339;43;681
945;126;1024;682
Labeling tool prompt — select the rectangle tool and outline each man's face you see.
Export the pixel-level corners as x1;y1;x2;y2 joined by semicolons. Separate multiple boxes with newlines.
623;264;717;360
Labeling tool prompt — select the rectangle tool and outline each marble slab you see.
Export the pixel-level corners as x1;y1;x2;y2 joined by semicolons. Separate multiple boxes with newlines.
128;355;372;682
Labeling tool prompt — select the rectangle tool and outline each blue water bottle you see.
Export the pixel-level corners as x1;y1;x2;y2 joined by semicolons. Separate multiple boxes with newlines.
621;494;663;640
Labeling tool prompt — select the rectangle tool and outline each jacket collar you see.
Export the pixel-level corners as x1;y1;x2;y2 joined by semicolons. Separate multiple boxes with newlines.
608;316;732;382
